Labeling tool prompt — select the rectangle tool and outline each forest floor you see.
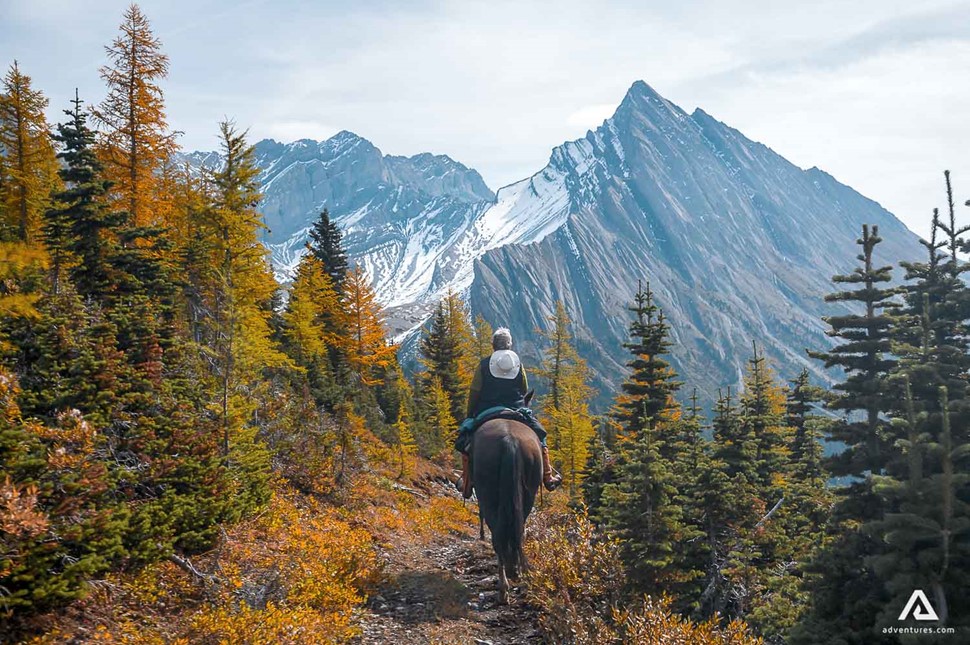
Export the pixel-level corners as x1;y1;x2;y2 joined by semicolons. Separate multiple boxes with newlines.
353;476;545;645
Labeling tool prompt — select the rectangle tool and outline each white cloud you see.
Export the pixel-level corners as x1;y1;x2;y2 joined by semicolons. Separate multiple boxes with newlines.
3;0;970;237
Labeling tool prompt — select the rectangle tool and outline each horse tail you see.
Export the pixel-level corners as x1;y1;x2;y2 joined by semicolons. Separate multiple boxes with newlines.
495;433;526;579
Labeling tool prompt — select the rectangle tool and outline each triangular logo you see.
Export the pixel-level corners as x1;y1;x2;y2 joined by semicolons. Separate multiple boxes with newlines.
898;589;939;621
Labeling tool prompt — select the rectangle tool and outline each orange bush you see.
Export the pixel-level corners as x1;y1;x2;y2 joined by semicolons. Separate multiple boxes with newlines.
525;509;763;645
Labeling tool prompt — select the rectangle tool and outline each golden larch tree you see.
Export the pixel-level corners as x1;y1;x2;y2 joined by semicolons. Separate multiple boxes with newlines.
341;265;396;385
283;254;340;365
0;61;59;243
94;3;178;227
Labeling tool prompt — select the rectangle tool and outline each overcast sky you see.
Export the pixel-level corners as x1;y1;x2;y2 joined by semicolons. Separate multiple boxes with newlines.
3;0;970;238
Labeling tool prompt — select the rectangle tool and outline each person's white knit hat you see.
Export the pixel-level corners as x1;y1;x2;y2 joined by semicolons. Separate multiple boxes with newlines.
489;349;521;380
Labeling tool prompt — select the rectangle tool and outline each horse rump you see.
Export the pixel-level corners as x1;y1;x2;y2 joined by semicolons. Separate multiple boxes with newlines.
492;433;527;580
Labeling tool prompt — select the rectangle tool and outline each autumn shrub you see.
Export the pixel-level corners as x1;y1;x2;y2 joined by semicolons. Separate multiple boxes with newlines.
22;482;380;644
184;486;379;643
525;509;763;644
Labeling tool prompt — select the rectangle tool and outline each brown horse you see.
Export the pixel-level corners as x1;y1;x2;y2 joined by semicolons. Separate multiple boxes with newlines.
468;402;543;604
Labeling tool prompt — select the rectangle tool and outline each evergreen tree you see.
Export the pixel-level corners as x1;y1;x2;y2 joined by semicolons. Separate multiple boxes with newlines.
418;296;465;421
796;225;906;643
614;281;682;442
93;3;178;227
808;224;898;481
786;369;828;487
0;61;59;243
395;400;418;478
600;405;692;596
0;368;128;625
46;92;124;300
307;207;349;293
599;283;701;602
739;344;792;497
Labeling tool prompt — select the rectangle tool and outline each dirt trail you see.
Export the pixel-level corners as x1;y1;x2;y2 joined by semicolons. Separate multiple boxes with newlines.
353;484;544;645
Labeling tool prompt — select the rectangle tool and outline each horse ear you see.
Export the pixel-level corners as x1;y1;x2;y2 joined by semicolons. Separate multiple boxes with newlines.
525;389;535;406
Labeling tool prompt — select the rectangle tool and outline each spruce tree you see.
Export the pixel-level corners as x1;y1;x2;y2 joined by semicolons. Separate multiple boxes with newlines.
739;344;792;497
418;298;464;420
808;223;898;481
614;281;682;442
46;92;124;300
796;225;906;644
307;207;349;293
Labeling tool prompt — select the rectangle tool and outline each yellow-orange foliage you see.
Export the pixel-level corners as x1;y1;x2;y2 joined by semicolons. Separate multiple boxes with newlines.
341;265;396;385
525;509;764;645
283;254;341;364
36;483;380;644
94;3;178;226
0;61;59;243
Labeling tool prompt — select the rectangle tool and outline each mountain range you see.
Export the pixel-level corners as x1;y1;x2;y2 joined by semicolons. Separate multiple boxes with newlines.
180;81;924;408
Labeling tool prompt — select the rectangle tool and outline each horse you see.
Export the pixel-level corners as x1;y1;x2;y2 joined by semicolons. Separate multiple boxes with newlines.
467;394;543;604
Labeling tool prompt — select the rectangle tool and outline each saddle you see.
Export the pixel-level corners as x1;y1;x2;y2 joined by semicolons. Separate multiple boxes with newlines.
455;406;546;453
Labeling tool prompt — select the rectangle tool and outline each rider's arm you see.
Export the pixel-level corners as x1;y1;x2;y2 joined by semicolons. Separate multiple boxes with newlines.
466;367;482;419
521;366;529;392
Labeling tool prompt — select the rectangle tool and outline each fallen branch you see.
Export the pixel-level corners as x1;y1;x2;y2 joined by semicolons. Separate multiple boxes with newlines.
168;553;220;596
392;482;428;499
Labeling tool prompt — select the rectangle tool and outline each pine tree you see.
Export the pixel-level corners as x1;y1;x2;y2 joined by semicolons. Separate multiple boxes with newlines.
307;207;349;293
94;3;177;227
0;61;59;243
395;401;418;478
795;225;906;644
786;369;828;487
599;282;700;600
600;407;689;595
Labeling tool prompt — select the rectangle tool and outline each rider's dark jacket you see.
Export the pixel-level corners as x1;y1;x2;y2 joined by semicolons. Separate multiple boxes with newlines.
466;355;529;418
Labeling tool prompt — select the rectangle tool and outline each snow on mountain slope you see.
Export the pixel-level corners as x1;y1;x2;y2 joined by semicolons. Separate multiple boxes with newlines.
182;80;924;406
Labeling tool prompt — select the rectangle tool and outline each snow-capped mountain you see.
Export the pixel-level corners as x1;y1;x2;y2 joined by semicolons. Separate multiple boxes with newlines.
183;80;923;406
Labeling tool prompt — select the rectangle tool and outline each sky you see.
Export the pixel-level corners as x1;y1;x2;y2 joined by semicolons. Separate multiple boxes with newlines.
3;0;970;238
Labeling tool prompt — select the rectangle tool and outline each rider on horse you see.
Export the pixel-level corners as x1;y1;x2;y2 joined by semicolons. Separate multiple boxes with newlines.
455;327;562;498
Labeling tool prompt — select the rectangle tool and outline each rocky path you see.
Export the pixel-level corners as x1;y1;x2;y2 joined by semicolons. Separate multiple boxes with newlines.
354;495;544;644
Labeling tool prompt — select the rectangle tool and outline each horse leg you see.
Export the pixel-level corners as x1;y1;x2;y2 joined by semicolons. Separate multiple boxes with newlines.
497;554;509;605
479;508;485;540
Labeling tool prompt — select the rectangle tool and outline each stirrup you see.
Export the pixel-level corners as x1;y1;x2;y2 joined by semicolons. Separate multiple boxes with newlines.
543;474;562;492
